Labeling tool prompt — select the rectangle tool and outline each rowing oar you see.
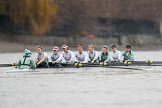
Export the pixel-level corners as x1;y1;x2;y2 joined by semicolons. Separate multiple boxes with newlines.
74;63;143;70
77;61;162;66
105;66;143;70
123;60;162;65
74;62;144;67
48;62;74;68
0;63;16;67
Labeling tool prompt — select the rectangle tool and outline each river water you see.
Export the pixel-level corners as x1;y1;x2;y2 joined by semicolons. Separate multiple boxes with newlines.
0;52;162;108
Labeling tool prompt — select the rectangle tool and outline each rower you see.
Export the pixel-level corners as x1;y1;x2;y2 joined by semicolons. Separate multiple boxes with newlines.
87;44;99;63
62;45;75;63
48;47;63;66
122;45;134;62
35;46;49;68
75;44;88;63
110;44;121;62
98;45;111;63
17;49;36;69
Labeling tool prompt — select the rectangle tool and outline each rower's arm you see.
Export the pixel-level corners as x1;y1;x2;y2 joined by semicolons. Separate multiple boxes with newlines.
30;59;37;68
121;52;125;56
109;53;114;61
110;57;114;62
74;53;79;62
71;51;76;62
48;55;52;62
98;54;102;62
37;56;46;65
121;52;125;62
105;55;111;63
35;58;38;63
82;53;89;63
55;54;63;63
34;54;39;63
118;51;122;60
17;59;21;67
115;51;122;62
129;53;134;61
93;52;99;61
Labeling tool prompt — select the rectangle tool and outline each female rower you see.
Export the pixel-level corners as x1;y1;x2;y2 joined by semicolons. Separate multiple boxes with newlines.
17;49;36;69
62;45;75;63
87;44;99;63
35;46;48;68
75;44;88;63
110;44;121;62
122;45;134;62
48;47;63;66
98;45;111;63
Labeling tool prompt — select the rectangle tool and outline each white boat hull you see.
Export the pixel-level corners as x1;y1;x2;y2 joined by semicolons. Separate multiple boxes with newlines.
4;66;159;75
5;69;39;74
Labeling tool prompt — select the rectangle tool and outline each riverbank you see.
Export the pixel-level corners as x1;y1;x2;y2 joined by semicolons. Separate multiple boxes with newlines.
0;40;162;53
1;33;162;53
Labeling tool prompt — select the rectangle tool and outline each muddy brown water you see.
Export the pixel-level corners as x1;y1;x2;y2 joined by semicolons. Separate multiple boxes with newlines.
0;52;162;108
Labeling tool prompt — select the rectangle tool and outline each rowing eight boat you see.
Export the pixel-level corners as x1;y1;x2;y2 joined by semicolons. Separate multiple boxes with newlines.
1;60;162;67
2;61;162;74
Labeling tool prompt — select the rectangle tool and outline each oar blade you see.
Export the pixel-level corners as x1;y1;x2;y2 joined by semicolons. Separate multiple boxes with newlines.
0;64;15;67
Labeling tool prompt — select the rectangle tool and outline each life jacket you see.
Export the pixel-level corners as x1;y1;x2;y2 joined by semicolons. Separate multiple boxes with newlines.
21;56;31;66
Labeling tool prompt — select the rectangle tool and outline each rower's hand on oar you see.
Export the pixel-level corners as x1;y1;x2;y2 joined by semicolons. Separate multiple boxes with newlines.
77;62;83;67
12;63;17;66
99;62;103;65
88;60;95;63
52;61;56;64
36;62;40;66
12;63;18;68
99;62;108;66
123;60;131;65
68;60;72;64
114;59;120;62
91;60;95;63
103;62;108;66
146;60;153;65
74;62;83;67
74;62;79;66
79;61;82;64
